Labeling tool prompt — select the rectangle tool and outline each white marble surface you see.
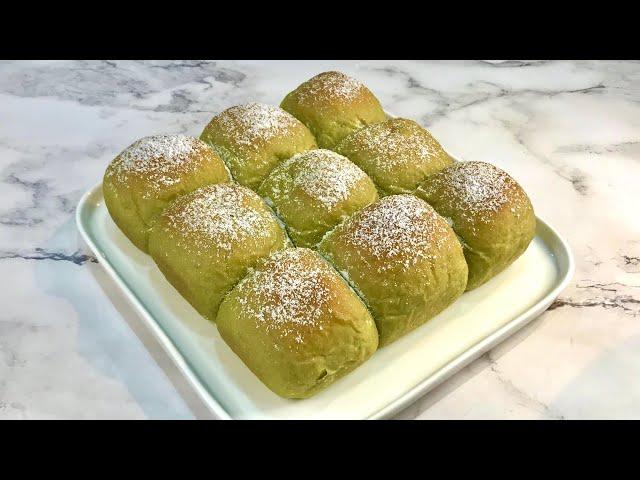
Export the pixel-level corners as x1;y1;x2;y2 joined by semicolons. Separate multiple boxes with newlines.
0;60;638;420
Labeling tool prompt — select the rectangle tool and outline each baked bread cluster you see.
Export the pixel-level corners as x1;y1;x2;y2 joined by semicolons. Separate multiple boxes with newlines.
103;71;536;398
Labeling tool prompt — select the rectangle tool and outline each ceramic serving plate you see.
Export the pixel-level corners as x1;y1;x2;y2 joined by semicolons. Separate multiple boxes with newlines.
76;147;574;420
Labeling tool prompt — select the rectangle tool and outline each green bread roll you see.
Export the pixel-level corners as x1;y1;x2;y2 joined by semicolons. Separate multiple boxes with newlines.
148;183;288;321
200;102;317;190
336;118;454;196
319;194;468;346
216;248;379;399
281;71;387;150
258;149;379;248
415;161;536;291
103;135;231;252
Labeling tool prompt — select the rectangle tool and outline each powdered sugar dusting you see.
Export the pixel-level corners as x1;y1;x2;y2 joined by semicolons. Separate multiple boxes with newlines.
272;149;369;210
105;135;214;196
164;183;277;255
233;249;335;345
342;119;444;173
295;71;366;103
213;103;300;149
337;195;451;272
422;161;519;218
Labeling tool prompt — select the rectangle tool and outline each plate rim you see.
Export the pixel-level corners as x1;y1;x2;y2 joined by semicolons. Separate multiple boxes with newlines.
76;184;233;420
368;217;574;418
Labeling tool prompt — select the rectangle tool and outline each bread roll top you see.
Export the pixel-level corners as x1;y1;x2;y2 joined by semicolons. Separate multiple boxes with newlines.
149;183;287;320
415;161;536;290
336;118;454;196
284;71;374;110
319;194;468;345
416;161;533;234
281;71;386;149
200;102;317;189
105;135;224;192
323;195;461;274
217;247;378;398
103;134;230;252
158;183;283;253
259;149;378;248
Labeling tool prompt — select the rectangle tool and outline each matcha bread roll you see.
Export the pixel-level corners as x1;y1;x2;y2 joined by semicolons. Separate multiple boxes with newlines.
103;135;230;252
415;161;536;291
281;71;386;150
200;103;317;190
148;183;288;321
216;248;379;399
258;149;379;248
336;118;454;196
319;195;468;346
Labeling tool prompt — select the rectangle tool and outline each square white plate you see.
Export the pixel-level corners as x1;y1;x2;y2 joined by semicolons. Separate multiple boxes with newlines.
76;171;573;419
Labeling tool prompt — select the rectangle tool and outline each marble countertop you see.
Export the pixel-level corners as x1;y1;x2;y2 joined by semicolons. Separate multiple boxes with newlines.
1;60;638;419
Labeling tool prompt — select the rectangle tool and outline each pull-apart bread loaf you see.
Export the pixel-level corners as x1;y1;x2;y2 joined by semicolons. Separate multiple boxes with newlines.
101;70;538;399
199;102;317;190
415;161;536;290
280;71;386;149
103;135;230;252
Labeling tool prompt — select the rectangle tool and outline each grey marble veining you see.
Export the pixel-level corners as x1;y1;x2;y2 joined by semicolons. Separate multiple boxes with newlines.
1;60;639;419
